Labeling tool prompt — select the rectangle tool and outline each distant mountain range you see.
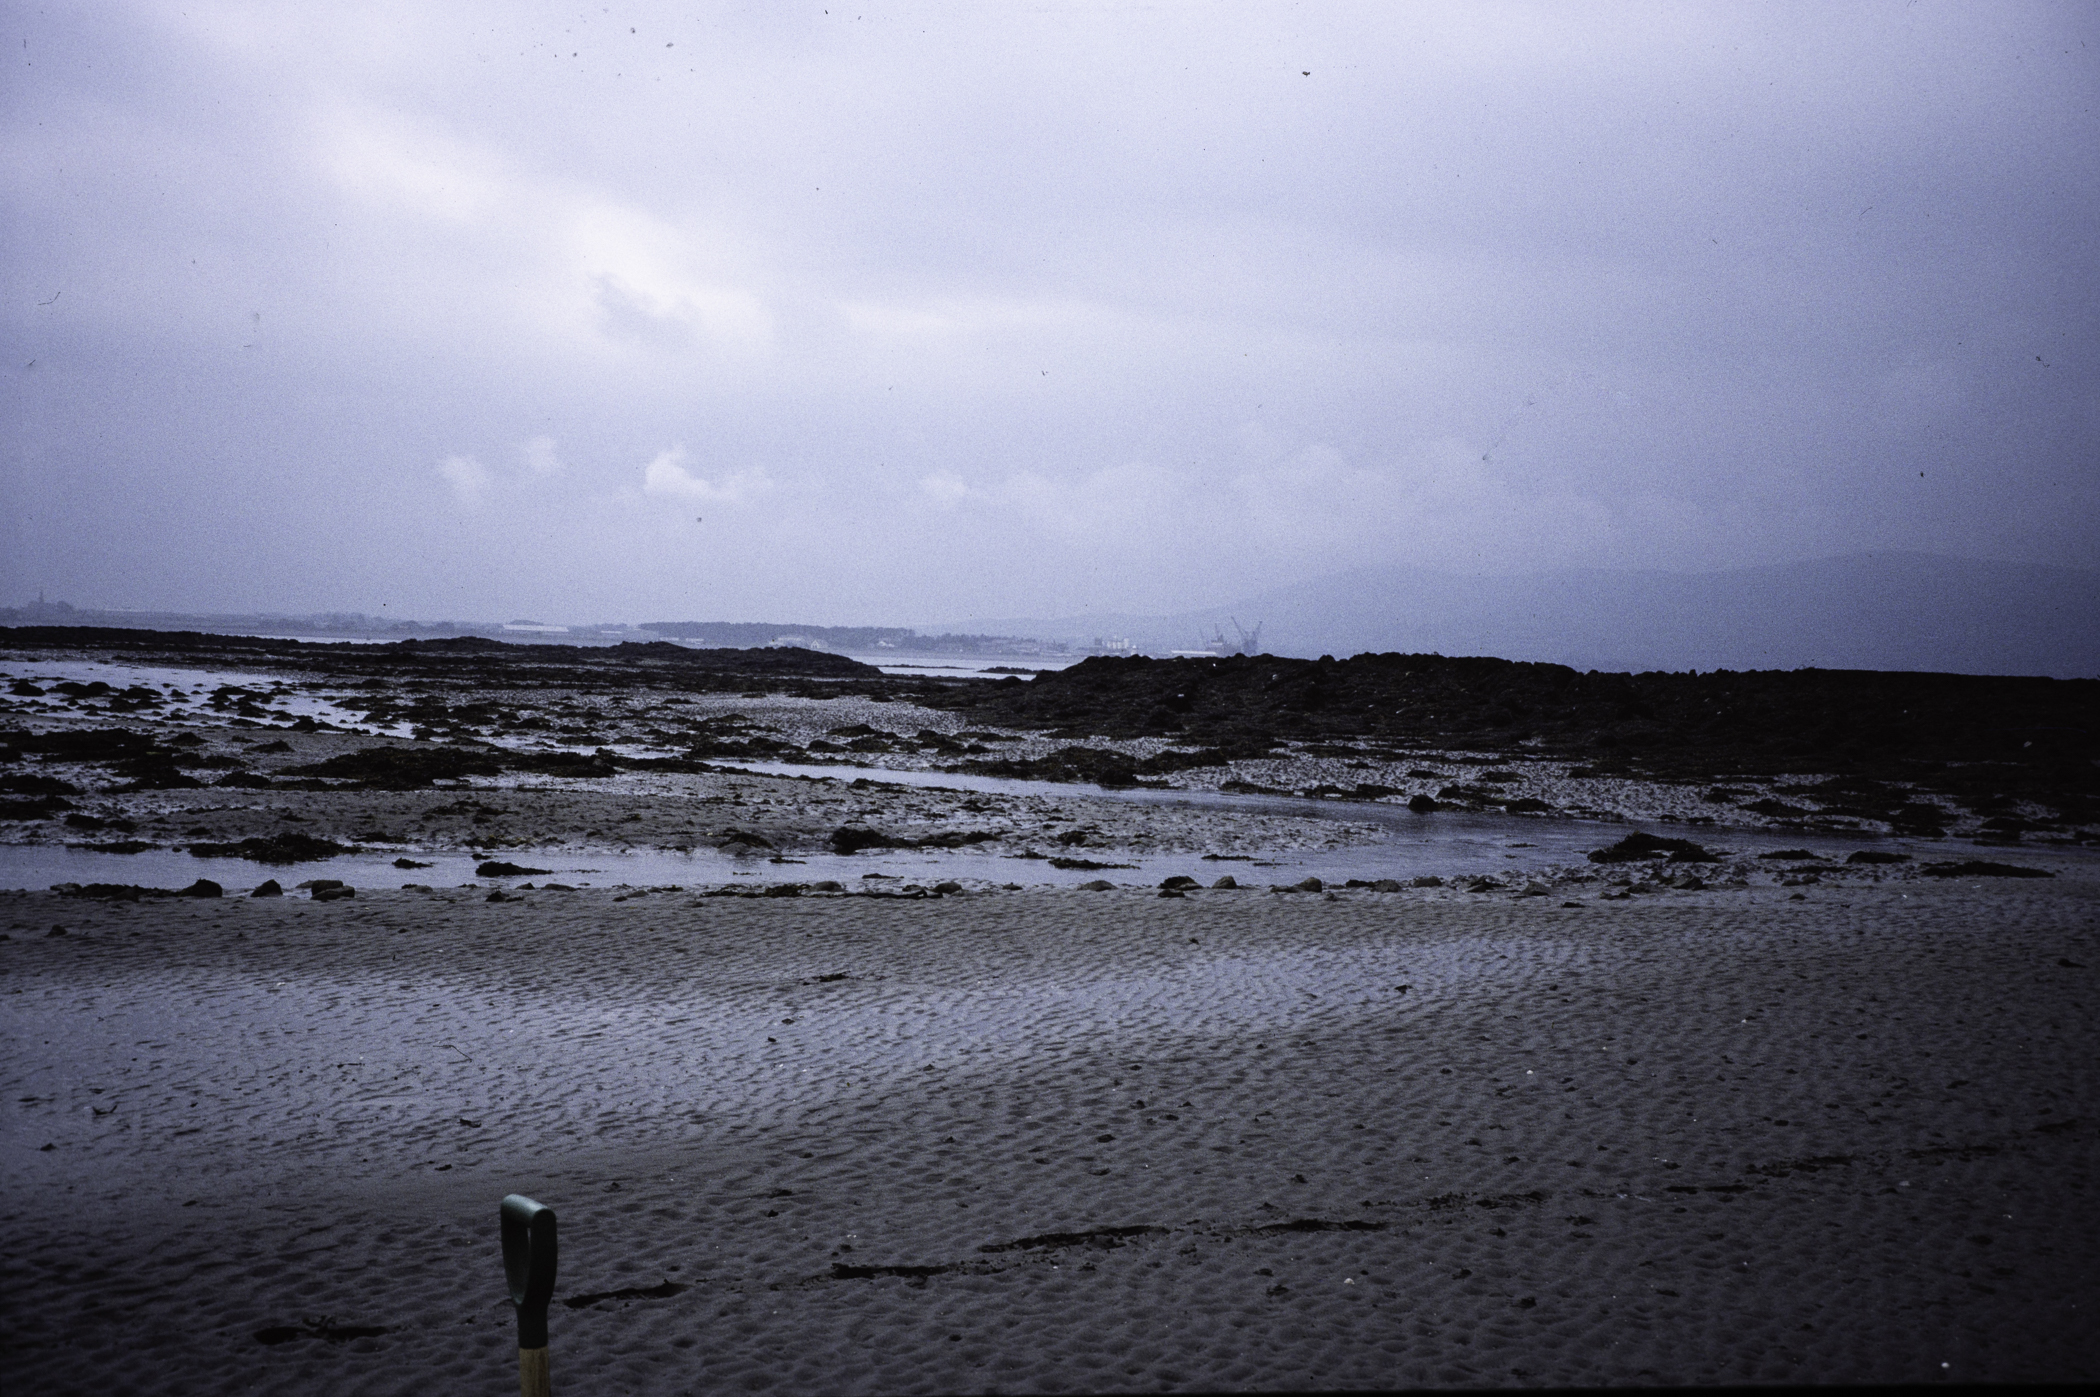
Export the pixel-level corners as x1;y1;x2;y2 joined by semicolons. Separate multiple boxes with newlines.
939;553;2100;678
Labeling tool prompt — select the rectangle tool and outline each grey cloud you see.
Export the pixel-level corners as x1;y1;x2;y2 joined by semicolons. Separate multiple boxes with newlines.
3;1;2095;635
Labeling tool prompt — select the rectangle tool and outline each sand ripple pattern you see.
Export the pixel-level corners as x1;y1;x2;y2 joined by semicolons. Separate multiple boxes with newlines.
4;881;2096;1393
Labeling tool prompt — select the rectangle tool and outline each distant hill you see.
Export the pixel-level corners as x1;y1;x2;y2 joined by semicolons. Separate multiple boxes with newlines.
942;554;2100;678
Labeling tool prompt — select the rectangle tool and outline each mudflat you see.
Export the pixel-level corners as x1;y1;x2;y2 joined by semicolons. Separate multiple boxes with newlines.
5;874;2095;1393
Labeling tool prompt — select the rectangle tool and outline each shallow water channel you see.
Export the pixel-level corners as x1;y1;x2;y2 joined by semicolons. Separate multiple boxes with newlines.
0;758;2000;896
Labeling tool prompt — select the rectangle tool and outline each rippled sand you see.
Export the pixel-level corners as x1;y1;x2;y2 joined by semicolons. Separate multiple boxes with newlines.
4;874;2096;1393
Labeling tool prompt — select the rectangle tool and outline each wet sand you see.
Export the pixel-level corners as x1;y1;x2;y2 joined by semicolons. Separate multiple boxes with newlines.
5;874;2096;1393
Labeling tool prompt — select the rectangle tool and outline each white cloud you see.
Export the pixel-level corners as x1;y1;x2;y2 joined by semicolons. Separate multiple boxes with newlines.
521;435;563;476
573;203;774;354
640;447;771;504
436;454;493;503
314;101;775;360
918;472;971;507
322;110;505;225
838;296;1081;341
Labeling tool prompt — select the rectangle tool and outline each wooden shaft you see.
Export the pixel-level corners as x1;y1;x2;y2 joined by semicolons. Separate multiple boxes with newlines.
519;1345;551;1397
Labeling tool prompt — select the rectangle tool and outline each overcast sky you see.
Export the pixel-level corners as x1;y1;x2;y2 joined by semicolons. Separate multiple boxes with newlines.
4;1;2095;626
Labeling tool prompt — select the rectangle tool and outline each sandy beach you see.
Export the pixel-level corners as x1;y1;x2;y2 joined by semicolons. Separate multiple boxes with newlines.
5;871;2096;1393
4;633;2097;1392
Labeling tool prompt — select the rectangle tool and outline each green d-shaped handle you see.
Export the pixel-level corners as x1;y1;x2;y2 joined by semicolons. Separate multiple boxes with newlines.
501;1194;558;1350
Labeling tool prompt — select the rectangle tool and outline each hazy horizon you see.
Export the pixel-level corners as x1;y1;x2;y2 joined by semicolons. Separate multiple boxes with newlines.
7;3;2097;630
9;549;2098;680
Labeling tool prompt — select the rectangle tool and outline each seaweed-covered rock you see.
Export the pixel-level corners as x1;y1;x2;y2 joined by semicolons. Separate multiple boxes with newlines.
476;861;552;877
53;879;221;900
7;727;163;763
1;773;79;796
186;833;353;864
830;827;896;854
1587;831;1721;864
110;760;205;791
507;749;621;779
1920;860;2053;879
287;745;503;789
1;795;73;820
953;746;1144;788
1888;802;1949;833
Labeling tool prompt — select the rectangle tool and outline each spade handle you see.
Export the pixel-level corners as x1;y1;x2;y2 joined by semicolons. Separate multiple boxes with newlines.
501;1194;558;1396
519;1345;551;1397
